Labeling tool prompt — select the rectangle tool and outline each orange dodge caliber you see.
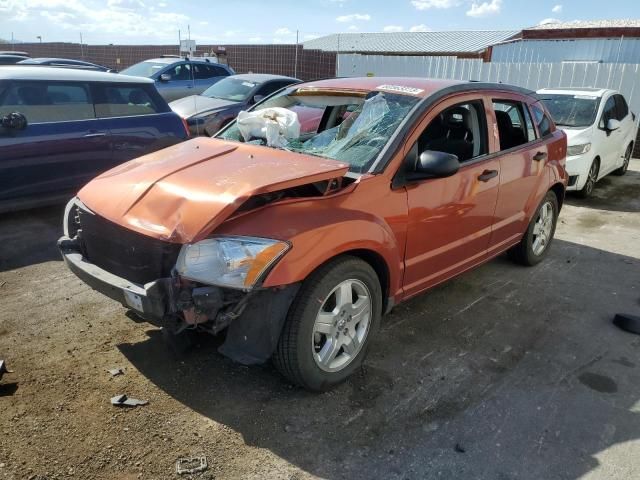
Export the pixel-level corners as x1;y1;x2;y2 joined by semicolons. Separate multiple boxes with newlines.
59;78;567;391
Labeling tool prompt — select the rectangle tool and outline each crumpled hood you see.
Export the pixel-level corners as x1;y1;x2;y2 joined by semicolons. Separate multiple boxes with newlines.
169;95;237;119
77;137;349;243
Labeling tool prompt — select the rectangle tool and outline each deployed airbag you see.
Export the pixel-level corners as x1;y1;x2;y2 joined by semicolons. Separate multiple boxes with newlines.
237;107;301;147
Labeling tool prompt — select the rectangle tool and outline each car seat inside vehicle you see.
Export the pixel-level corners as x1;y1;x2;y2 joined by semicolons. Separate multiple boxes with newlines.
420;103;485;162
495;110;527;150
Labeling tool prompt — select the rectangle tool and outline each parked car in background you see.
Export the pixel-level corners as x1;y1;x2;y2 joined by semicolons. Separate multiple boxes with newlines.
120;57;235;102
59;77;567;390
538;88;636;197
17;57;113;72
0;66;189;213
0;51;29;57
0;54;30;65
169;73;300;136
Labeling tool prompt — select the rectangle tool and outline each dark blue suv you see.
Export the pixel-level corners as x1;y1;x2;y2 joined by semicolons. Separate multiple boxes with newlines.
0;67;189;213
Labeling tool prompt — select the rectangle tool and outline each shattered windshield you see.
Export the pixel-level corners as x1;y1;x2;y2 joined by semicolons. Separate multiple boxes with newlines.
539;94;601;128
217;89;420;173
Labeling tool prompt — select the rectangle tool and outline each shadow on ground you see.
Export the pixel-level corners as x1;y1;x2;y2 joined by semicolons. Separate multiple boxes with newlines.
0;205;64;272
119;239;640;480
565;168;640;213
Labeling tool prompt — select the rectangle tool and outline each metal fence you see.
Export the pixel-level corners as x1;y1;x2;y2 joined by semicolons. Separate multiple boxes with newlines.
338;54;640;156
10;42;336;81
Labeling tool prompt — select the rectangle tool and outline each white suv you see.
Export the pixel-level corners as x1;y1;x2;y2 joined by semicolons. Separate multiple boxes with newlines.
537;88;636;197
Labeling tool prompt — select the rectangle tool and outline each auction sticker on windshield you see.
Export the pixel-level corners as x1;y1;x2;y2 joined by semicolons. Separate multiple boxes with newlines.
376;85;424;95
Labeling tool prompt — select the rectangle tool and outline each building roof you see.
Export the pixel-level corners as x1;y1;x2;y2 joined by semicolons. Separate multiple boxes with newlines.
0;66;153;83
528;19;640;30
303;31;519;54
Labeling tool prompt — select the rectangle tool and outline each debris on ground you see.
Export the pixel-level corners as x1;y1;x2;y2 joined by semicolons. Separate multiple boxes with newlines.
176;455;208;475
108;367;125;377
613;313;640;335
110;394;148;407
454;443;466;453
0;360;9;380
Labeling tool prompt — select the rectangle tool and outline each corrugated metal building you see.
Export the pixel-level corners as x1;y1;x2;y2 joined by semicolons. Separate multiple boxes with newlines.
303;31;519;59
491;20;640;63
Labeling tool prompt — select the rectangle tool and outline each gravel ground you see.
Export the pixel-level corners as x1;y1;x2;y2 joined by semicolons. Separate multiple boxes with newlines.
1;160;639;480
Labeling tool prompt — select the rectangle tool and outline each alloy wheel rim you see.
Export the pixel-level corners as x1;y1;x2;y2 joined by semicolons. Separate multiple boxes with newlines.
532;201;554;256
311;279;372;373
585;163;597;194
623;147;631;172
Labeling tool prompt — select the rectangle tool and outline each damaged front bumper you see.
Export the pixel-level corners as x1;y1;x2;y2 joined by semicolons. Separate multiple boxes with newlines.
58;235;300;364
59;236;170;321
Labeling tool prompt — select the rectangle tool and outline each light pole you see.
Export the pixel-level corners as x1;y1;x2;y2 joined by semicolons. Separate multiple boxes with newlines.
37;36;42;44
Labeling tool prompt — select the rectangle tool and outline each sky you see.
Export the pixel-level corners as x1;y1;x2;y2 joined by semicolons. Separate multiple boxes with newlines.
0;0;638;45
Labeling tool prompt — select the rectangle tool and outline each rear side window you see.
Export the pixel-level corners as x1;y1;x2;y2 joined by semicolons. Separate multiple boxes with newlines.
0;81;94;123
94;84;160;118
531;103;552;137
614;94;629;120
493;100;533;150
193;64;228;79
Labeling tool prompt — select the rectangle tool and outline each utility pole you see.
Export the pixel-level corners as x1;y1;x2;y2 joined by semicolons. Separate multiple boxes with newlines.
79;32;84;59
294;29;299;79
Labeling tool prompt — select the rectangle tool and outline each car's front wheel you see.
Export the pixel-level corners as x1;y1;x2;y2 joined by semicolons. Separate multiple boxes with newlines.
576;159;599;198
273;256;382;391
613;144;633;176
508;191;559;266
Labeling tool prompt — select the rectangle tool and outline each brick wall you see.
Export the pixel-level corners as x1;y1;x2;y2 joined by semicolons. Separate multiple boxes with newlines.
11;42;336;81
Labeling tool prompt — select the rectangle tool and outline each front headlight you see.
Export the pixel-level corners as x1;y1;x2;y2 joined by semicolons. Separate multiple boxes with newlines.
567;143;591;156
175;236;290;290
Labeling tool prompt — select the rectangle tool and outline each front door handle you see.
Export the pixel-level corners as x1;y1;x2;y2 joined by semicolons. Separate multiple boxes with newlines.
477;169;498;182
84;132;107;138
533;151;547;161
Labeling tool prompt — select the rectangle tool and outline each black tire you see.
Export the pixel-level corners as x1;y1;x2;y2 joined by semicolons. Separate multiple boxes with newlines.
613;144;633;176
576;158;599;198
508;191;559;266
273;256;382;391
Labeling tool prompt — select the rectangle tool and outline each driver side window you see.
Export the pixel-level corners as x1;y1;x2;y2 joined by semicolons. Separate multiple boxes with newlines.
417;101;488;163
600;96;617;128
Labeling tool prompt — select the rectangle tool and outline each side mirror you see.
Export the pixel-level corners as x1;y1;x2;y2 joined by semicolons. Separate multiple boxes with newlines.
251;94;265;105
159;73;171;82
407;150;460;181
1;112;28;131
606;118;621;131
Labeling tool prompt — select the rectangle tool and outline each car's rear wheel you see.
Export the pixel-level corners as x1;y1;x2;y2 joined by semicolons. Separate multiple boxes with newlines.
576;159;599;198
273;256;382;391
508;191;559;266
613;144;633;176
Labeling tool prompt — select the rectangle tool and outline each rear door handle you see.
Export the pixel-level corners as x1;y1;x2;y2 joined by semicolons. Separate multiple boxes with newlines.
477;169;498;182
533;151;547;161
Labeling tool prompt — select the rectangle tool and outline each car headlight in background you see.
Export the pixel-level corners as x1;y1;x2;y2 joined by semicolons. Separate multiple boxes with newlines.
567;143;591;157
176;236;290;290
